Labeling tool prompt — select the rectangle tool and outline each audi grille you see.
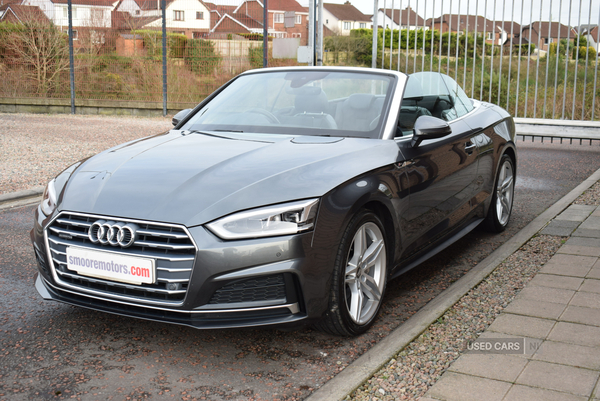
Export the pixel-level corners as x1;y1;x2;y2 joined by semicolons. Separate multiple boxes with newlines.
44;212;197;306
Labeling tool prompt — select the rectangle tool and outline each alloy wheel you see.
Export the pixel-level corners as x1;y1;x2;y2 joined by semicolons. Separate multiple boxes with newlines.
495;158;514;226
344;221;387;325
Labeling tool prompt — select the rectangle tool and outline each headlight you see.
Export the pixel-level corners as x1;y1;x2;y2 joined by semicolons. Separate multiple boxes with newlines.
40;179;57;216
207;199;319;240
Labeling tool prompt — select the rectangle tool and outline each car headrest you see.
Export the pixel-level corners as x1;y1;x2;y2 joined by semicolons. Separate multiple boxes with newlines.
345;94;375;110
294;89;329;114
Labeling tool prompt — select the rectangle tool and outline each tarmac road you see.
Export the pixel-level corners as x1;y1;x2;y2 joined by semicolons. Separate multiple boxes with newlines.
1;140;599;400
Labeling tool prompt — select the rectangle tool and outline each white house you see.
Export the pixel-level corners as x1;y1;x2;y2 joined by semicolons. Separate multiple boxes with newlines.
115;0;210;37
376;6;424;30
22;0;116;29
322;2;371;36
579;25;600;53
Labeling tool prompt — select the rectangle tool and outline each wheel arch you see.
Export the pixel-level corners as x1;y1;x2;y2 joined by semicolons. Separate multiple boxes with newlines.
501;143;517;176
311;168;403;281
481;140;517;217
361;200;397;276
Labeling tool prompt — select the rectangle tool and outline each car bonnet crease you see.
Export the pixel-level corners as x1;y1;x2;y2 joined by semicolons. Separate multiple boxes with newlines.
59;131;400;227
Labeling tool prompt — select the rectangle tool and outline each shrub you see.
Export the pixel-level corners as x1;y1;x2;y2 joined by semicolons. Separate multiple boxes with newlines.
249;44;264;69
572;46;597;60
132;30;187;59
239;33;272;41
184;38;221;74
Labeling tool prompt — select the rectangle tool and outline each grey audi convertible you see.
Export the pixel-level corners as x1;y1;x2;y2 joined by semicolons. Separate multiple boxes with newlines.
31;67;516;336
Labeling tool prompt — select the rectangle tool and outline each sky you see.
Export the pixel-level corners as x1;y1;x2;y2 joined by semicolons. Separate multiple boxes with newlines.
296;0;600;26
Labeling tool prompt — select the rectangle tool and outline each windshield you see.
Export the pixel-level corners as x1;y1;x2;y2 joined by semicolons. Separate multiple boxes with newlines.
182;70;394;139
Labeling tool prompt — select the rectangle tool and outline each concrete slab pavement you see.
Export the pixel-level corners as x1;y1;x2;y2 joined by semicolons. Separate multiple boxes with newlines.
422;203;600;401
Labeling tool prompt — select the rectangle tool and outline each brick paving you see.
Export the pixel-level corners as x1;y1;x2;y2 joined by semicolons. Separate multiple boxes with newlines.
421;205;600;401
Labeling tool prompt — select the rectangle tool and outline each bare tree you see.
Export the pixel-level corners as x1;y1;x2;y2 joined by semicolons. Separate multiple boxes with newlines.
78;7;110;58
2;7;70;95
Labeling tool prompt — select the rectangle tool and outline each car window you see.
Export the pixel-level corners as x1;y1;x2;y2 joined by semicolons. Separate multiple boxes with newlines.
397;72;457;137
440;74;474;118
181;71;394;139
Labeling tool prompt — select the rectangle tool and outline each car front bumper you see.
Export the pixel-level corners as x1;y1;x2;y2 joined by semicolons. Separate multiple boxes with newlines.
31;207;334;330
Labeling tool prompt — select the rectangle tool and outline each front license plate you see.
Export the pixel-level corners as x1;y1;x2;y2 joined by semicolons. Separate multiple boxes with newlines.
66;247;155;285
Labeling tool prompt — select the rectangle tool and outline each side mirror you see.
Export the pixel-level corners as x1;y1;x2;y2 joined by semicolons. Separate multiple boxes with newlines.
411;115;452;147
172;109;192;127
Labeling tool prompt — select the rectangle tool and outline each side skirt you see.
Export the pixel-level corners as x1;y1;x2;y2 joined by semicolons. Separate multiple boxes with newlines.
391;217;484;280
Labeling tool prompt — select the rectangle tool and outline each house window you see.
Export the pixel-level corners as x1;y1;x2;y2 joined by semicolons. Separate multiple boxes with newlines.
487;32;493;40
295;14;302;24
544;37;553;45
72;30;78;40
173;10;184;21
135;10;140;15
274;13;284;24
91;8;103;22
196;11;203;20
326;19;328;24
63;6;77;19
359;22;366;28
343;21;351;30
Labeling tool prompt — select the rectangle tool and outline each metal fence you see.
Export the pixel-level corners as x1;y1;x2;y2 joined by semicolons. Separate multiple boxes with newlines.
0;0;303;113
0;0;599;121
371;0;600;121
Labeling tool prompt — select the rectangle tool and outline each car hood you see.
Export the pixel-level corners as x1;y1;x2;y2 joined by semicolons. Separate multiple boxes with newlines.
59;131;399;227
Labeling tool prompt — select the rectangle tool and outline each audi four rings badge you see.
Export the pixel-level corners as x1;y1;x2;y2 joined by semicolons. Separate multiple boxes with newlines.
88;220;138;248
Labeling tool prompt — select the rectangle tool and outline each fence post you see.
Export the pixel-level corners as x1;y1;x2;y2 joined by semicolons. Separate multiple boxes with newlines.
263;0;268;67
162;0;167;117
371;0;378;69
67;0;75;114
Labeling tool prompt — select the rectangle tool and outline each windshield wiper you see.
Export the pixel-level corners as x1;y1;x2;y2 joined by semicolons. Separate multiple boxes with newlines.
186;130;275;143
185;130;238;139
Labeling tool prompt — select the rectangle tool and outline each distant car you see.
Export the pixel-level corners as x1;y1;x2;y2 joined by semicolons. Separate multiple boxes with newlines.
31;67;516;336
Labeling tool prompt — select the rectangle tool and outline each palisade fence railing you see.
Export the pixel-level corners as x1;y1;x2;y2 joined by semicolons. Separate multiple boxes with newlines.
368;0;600;122
0;0;599;121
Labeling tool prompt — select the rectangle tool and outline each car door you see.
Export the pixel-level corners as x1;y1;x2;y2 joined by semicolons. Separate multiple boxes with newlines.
395;72;481;258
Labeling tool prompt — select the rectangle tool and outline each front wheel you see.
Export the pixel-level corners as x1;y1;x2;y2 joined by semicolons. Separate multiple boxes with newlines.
483;154;515;233
315;211;388;336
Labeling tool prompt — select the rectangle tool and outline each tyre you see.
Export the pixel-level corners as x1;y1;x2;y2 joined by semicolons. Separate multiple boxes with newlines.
483;154;515;233
315;210;388;336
